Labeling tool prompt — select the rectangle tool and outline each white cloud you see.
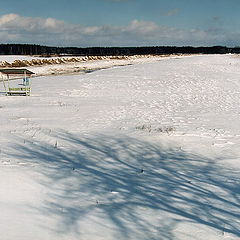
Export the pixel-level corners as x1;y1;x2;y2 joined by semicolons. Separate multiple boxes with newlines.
127;20;159;35
0;13;238;47
0;13;18;25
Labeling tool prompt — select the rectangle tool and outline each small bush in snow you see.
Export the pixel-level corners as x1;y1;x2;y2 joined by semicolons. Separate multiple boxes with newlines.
136;124;175;134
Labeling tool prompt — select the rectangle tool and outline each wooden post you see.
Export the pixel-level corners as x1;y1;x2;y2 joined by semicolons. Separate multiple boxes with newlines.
7;74;10;95
2;75;7;94
29;76;31;96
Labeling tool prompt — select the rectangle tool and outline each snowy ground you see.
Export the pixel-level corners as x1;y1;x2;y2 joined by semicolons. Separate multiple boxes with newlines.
0;54;240;240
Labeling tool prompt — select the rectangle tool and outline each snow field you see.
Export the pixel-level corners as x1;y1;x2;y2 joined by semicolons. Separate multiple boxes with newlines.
0;54;240;239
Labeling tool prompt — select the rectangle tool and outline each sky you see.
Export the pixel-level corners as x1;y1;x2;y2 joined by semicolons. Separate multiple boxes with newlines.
0;0;240;47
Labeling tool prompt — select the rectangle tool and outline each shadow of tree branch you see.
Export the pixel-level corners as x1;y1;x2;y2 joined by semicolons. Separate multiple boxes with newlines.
10;130;240;239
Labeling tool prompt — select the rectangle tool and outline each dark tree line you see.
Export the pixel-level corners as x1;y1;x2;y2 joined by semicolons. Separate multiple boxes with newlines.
0;44;240;56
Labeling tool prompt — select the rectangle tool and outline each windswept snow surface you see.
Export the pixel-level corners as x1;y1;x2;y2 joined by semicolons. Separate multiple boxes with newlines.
0;54;240;240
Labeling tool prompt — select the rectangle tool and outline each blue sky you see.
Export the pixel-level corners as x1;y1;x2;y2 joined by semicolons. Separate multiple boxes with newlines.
0;0;239;47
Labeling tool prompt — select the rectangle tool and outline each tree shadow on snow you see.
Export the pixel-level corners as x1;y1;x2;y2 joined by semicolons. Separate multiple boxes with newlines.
10;131;240;239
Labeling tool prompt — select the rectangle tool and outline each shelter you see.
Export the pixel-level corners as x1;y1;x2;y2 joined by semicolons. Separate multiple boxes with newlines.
0;69;34;96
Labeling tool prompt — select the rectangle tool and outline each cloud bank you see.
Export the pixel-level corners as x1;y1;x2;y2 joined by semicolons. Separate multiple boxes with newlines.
0;13;238;47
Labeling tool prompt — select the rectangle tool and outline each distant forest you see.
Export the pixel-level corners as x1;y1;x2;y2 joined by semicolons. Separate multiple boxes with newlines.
0;44;240;56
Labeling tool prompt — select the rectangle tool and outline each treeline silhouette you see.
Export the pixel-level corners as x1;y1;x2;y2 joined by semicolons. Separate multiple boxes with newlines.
0;44;240;56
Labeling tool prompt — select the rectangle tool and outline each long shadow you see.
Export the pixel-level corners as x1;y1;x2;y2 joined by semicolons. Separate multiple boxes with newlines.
10;130;240;239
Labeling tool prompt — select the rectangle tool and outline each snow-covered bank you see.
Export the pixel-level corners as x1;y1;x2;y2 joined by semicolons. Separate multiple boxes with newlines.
0;54;240;240
0;54;178;76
